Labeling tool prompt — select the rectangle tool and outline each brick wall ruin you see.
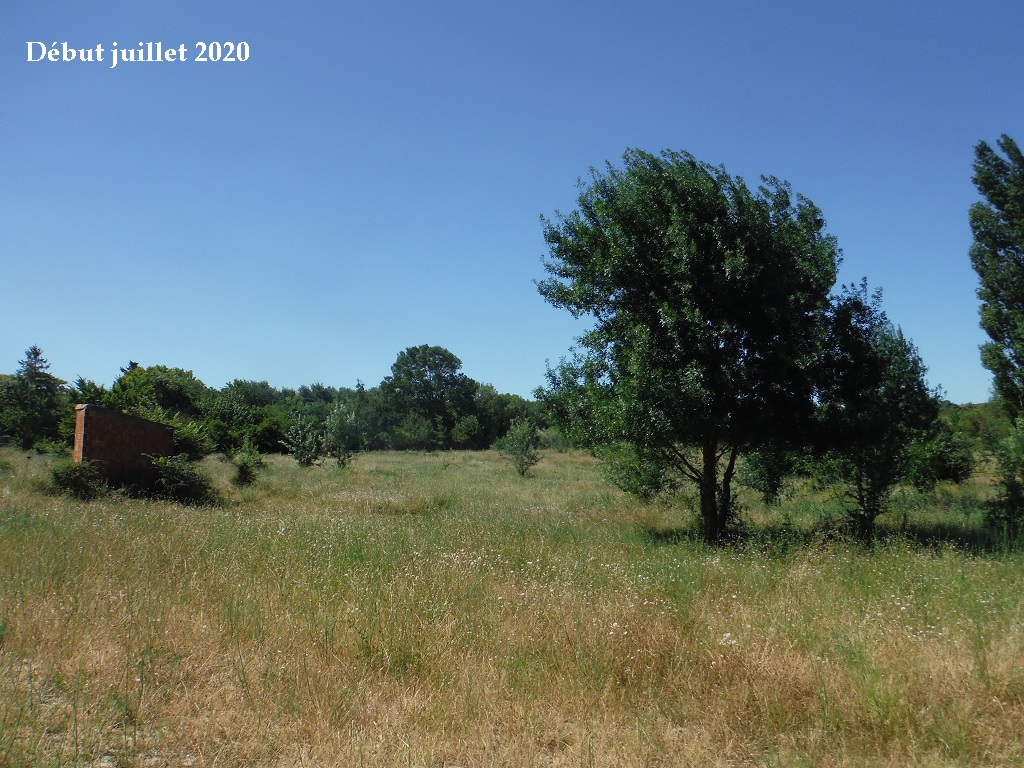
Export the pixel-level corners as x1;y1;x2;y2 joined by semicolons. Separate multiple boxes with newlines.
73;404;174;480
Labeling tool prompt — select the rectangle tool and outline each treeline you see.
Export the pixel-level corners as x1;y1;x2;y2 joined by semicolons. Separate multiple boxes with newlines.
1;341;1008;463
0;344;542;458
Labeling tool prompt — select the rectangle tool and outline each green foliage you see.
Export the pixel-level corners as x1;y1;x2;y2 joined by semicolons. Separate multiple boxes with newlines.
323;401;358;467
738;447;797;506
450;414;480;448
905;421;975;492
473;385;535;448
48;460;107;500
199;380;292;454
970;135;1024;418
594;442;676;501
968;135;1024;537
283;413;323;467
71;376;108;405
941;399;1011;454
537;148;840;541
493;417;541;477
107;364;208;417
167;414;214;460
224;356;534;455
380;345;479;450
987;417;1024;536
147;454;218;505
100;364;216;459
32;438;70;457
199;389;256;453
391;412;436;451
231;434;264;486
537;426;572;452
815;284;941;542
0;346;69;450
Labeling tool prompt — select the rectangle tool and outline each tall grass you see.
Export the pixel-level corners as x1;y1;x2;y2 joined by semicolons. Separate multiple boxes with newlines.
0;448;1022;766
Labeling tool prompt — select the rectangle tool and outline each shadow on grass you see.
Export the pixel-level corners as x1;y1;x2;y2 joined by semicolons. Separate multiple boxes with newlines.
876;518;1024;554
638;516;1024;555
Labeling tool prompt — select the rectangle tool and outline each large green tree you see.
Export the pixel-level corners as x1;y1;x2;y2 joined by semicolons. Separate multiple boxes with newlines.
380;345;479;449
537;149;840;541
970;134;1024;416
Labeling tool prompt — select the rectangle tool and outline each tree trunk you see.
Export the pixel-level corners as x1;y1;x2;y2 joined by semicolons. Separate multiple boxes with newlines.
853;511;876;546
699;440;725;542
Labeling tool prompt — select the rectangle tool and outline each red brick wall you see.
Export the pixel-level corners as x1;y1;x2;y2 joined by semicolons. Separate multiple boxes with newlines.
73;405;175;479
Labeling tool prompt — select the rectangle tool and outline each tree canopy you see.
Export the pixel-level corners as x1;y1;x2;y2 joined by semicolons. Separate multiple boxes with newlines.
380;345;481;450
537;148;841;541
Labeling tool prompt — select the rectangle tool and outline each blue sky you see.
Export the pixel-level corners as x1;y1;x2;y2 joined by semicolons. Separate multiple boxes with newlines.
2;1;1022;403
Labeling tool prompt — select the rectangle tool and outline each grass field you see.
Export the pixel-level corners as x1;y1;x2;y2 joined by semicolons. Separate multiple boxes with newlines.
1;447;1023;766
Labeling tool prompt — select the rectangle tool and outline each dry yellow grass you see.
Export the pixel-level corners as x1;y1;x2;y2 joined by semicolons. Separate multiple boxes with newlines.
1;448;1022;766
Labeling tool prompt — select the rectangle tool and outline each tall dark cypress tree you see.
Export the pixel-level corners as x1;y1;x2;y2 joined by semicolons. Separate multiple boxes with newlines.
970;135;1024;416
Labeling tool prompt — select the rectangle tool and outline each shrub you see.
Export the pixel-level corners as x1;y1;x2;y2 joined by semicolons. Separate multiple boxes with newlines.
48;460;107;500
590;442;680;502
147;454;218;505
494;418;541;477
451;414;481;448
323;402;358;468
231;434;264;486
905;422;975;491
282;414;323;467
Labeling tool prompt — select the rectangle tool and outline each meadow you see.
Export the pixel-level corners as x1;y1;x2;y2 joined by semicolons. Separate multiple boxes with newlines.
0;447;1022;767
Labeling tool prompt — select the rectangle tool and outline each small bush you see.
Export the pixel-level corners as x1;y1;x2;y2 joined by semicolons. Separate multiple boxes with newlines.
49;460;107;500
232;434;264;486
282;414;323;467
324;402;358;468
594;442;676;501
148;454;218;505
905;423;975;491
494;418;541;477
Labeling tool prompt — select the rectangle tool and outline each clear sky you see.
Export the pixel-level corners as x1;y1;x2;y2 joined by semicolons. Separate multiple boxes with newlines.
2;1;1022;403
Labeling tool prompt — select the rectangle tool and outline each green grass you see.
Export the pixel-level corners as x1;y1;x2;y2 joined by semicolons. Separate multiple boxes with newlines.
0;447;1022;766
